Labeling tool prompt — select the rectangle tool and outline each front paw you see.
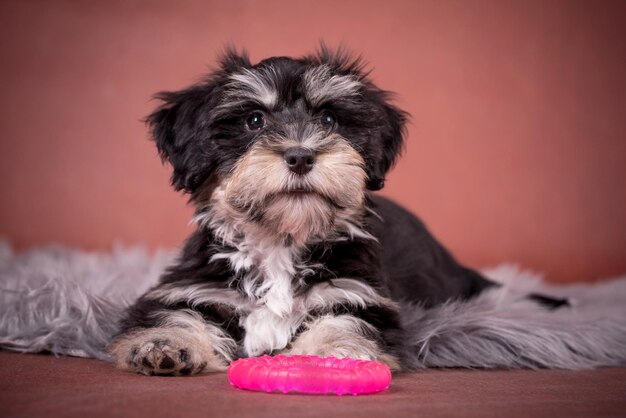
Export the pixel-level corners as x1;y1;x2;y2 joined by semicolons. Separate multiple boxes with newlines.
126;338;206;376
108;327;230;376
283;315;401;371
285;336;380;362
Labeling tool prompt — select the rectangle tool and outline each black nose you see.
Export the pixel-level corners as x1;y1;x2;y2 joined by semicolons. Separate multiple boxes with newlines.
284;147;315;175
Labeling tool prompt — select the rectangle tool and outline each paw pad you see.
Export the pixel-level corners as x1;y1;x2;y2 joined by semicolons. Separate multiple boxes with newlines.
125;339;204;376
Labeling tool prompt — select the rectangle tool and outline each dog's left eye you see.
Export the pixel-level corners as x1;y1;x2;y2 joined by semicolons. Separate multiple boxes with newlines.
320;112;336;127
246;112;265;130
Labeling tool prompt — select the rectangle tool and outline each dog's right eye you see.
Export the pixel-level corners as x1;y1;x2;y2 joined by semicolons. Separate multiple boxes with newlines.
246;112;265;130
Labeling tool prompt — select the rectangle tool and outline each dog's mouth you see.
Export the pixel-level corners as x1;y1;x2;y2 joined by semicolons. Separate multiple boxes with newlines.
274;187;344;210
281;187;315;196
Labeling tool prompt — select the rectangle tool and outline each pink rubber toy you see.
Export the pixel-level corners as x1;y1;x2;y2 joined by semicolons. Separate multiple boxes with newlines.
227;354;392;395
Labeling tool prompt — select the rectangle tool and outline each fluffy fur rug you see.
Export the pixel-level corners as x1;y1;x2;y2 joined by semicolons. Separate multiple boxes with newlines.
1;240;625;369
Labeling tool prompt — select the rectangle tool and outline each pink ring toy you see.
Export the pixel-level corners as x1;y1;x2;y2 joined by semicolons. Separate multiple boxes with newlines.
227;354;392;395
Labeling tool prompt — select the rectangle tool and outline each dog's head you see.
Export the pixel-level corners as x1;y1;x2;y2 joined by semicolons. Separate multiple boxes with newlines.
147;47;407;245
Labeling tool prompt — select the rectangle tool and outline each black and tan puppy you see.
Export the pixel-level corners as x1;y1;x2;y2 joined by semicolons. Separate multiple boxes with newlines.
109;48;564;376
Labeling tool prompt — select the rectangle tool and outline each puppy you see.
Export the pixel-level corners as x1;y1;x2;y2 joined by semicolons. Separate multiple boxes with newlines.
109;47;565;375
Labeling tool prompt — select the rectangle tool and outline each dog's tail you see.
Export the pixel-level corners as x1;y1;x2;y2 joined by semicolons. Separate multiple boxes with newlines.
399;265;626;369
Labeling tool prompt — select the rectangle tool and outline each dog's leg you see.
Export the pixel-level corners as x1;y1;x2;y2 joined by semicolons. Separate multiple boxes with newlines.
108;309;236;376
284;314;401;371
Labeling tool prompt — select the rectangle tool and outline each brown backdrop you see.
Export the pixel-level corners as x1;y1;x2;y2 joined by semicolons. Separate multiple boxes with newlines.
1;0;625;282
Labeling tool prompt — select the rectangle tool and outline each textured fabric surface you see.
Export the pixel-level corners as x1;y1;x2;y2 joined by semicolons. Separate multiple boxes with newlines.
401;265;626;369
0;241;175;359
1;352;625;418
0;242;625;368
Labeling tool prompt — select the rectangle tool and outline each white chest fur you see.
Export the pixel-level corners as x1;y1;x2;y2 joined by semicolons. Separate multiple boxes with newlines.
213;236;306;356
241;245;305;356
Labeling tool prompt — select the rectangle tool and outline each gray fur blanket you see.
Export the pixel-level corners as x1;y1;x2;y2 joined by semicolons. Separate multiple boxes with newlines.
1;241;625;369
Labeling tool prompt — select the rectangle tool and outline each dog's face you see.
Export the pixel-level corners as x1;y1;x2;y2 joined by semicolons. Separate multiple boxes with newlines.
147;48;407;245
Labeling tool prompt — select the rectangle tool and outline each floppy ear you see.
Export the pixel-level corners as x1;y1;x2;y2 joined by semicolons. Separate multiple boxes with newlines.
146;50;251;193
366;100;408;191
146;87;216;192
